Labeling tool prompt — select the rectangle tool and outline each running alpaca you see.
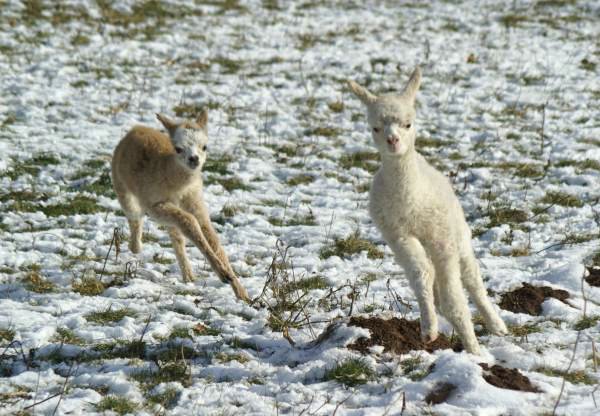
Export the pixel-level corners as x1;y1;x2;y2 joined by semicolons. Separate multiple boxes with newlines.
348;67;507;354
111;110;250;302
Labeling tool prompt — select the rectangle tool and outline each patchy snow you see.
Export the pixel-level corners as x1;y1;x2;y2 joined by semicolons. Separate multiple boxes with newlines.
1;0;599;415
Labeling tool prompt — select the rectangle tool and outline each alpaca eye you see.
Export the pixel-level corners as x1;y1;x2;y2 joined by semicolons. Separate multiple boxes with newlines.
373;127;380;133
175;147;183;154
202;145;207;151
405;123;412;129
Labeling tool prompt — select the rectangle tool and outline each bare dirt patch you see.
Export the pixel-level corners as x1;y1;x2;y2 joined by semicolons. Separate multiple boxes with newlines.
425;382;457;404
585;267;600;287
348;317;462;355
479;363;539;392
499;283;569;315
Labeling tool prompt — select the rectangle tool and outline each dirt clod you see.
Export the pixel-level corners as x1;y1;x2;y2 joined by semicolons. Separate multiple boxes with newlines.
499;283;569;315
585;268;600;287
479;363;539;392
348;317;461;355
425;382;457;404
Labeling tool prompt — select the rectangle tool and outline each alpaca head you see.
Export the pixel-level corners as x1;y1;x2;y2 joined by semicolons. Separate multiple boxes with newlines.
348;67;421;157
156;110;209;171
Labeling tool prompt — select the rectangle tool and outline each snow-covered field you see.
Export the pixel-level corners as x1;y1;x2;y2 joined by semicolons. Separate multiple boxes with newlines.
1;0;599;414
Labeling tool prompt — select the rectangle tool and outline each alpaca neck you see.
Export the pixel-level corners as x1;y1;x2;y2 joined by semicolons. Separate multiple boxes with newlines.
164;155;197;188
380;148;419;190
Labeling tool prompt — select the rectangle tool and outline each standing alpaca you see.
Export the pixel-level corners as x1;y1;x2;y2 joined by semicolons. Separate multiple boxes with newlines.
348;68;507;354
111;110;250;302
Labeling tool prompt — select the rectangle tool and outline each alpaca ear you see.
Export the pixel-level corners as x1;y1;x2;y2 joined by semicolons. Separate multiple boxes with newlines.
348;80;377;105
156;113;178;134
402;66;422;102
196;109;208;130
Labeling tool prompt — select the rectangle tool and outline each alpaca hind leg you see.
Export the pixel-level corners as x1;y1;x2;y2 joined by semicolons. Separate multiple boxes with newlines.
434;254;481;354
113;180;144;253
168;227;194;282
460;252;507;335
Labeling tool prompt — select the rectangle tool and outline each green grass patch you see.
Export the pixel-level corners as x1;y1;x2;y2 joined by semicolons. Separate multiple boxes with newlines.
85;307;136;325
339;151;380;173
500;13;529;28
325;358;375;387
96;395;138;415
23;269;55;293
0;327;15;342
203;153;233;175
215;177;252;192
554;159;600;171
539;191;583;208
5;153;60;179
284;275;328;292
305;126;341;138
72;276;106;296
132;361;191;389
574;316;599;331
495;162;544;178
509;323;541;337
147;387;180;409
286;174;315;186
535;368;596;385
168;326;193;340
487;207;529;227
320;231;384;260
215;352;250;363
269;212;317;227
51;327;85;345
41;195;104;217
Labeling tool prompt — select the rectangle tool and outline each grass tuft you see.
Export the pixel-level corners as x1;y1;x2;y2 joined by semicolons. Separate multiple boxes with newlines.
539;191;583;208
96;395;138;415
339;151;379;173
72;276;106;296
325;358;375;387
23;269;55;293
320;231;384;260
85;307;136;325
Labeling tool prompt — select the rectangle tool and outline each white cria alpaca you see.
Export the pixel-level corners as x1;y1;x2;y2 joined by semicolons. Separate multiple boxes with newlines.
348;67;507;354
111;110;250;302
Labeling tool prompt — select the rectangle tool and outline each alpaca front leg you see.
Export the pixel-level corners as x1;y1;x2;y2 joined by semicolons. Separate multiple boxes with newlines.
434;254;480;354
149;202;249;302
168;227;194;282
182;195;236;276
389;237;438;343
182;195;250;302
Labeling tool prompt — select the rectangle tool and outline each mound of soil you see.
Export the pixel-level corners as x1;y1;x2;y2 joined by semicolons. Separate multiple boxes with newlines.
479;363;539;392
499;283;569;315
585;267;600;287
348;317;462;355
425;382;457;404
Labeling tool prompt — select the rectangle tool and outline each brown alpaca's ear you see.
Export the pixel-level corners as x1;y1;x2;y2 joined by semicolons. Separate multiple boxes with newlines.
156;113;178;134
196;109;208;130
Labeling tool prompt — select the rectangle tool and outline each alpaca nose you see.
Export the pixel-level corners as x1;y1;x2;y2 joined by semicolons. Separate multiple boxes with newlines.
188;155;199;167
387;135;399;145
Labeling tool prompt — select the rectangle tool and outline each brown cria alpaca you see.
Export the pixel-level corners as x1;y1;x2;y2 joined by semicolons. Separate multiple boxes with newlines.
111;110;249;302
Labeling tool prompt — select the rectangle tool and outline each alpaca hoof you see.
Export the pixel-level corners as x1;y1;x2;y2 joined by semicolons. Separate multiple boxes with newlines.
182;274;196;283
490;322;509;336
421;331;439;344
129;241;142;254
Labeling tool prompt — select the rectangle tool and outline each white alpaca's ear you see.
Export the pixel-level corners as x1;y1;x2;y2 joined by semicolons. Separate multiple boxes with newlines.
156;113;178;135
348;80;377;105
196;109;208;130
402;66;422;102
